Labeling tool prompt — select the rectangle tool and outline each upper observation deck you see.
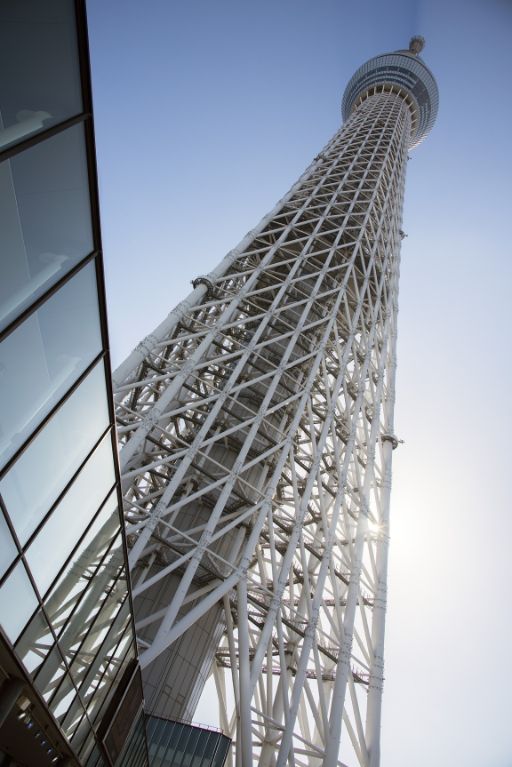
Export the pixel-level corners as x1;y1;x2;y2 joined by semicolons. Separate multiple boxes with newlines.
342;36;438;148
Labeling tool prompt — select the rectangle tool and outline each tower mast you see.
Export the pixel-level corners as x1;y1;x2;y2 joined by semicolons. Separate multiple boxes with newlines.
114;38;437;766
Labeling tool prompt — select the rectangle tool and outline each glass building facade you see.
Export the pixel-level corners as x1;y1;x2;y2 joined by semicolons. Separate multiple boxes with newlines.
0;1;148;765
0;3;231;765
146;718;231;767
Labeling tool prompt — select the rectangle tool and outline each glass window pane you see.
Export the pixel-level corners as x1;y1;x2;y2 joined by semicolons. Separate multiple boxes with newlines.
44;492;120;637
82;732;102;765
0;0;82;150
88;642;135;727
0;560;38;642
50;672;77;720
0;124;93;330
0;261;102;467
183;727;200;762
0;510;17;577
34;643;67;702
61;697;88;743
70;712;94;754
25;433;115;596
85;744;105;767
85;634;134;723
212;737;231;767
0;361;110;544
70;598;130;695
15;609;54;676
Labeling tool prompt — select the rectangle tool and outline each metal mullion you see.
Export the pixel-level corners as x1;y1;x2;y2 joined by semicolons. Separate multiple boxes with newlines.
9;423;113;555
54;559;128;680
69;600;132;717
26;474;118;610
0;112;89;164
0;250;98;345
14;487;125;724
0;349;105;480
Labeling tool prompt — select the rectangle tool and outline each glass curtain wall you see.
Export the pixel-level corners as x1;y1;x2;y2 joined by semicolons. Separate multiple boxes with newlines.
0;2;147;765
146;718;231;767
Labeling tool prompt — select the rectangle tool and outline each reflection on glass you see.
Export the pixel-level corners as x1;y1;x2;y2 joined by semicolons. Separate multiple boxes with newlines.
70;596;130;699
84;743;105;767
34;643;67;702
70;713;95;755
0;261;102;467
61;700;87;744
88;641;135;728
0;361;109;544
65;560;127;681
15;609;54;676
25;434;115;596
53;535;132;737
0;560;38;642
0;510;17;577
0;123;93;330
0;0;82;150
44;491;120;638
50;672;77;720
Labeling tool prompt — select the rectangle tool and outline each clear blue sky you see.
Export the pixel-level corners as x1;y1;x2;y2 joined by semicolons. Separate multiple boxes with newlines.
87;1;512;765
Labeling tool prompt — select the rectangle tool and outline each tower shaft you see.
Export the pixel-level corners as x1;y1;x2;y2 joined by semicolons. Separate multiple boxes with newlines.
114;88;411;766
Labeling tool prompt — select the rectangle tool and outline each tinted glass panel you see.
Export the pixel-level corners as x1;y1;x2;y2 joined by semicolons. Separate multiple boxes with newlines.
25;434;115;596
0;124;93;330
114;710;148;767
0;361;109;544
0;510;17;578
0;560;38;641
213;736;231;767
0;0;82;150
0;261;102;467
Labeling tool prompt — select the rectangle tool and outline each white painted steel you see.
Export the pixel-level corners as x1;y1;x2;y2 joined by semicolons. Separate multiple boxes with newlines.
115;65;435;764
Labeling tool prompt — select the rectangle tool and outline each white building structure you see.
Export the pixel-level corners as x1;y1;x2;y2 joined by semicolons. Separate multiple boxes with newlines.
112;38;438;767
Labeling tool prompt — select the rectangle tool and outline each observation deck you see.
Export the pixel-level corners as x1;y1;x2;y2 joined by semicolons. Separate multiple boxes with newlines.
342;36;439;147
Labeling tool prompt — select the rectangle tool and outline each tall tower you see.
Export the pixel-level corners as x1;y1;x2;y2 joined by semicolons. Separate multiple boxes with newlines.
113;38;437;766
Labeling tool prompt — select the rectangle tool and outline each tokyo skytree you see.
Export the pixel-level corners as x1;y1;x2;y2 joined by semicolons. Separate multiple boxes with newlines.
113;38;437;767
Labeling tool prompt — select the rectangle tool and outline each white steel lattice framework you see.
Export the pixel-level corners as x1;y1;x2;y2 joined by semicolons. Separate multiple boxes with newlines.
113;39;437;767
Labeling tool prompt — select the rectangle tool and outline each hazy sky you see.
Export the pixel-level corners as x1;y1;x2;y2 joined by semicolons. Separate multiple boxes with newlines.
87;1;512;765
